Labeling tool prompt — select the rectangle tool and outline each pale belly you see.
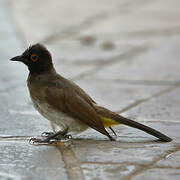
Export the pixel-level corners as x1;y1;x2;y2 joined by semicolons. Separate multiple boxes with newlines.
31;99;88;134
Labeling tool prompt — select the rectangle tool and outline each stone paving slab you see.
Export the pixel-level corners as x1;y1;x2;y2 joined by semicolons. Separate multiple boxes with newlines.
0;141;68;180
75;79;171;112
0;88;50;136
0;1;68;179
1;0;180;179
156;150;180;168
71;140;174;165
65;136;179;180
86;37;180;82
81;0;180;40
124;87;180;123
6;0;180;44
5;0;125;43
81;163;137;180
0;1;51;137
47;37;149;80
132;168;180;180
46;38;137;63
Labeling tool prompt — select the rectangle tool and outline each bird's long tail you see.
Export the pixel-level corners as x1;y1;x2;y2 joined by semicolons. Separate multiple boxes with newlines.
96;105;172;142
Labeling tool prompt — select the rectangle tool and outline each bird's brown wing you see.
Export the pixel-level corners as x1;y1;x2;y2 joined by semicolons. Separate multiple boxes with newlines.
45;87;111;138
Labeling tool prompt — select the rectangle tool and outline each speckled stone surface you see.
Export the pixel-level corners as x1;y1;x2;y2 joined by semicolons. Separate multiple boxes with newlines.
0;0;180;179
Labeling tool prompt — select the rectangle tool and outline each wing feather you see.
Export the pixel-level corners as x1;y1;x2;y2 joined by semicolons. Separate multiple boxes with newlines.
45;87;110;137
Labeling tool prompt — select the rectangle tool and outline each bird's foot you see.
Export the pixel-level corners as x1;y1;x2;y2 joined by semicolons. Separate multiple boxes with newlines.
29;133;72;145
29;137;58;145
41;131;72;140
41;132;55;137
109;127;117;138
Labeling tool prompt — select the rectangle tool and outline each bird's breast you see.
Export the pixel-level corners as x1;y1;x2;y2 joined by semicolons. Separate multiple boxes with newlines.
31;97;88;133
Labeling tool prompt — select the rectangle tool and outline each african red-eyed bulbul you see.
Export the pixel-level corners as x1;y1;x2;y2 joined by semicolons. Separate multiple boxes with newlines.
10;44;172;144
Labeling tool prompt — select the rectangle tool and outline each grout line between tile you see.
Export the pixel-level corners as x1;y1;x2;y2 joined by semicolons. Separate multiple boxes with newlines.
124;145;180;180
56;143;85;180
117;85;180;114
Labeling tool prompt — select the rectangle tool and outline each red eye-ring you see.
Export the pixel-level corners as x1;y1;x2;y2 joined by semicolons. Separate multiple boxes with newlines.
30;54;39;62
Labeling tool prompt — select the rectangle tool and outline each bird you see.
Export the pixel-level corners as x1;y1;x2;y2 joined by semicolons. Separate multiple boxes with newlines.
10;43;172;144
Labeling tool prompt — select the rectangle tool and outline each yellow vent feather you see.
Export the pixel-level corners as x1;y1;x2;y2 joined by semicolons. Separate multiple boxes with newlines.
100;117;120;127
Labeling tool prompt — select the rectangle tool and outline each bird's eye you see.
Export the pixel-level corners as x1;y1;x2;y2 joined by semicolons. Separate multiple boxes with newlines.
30;54;39;62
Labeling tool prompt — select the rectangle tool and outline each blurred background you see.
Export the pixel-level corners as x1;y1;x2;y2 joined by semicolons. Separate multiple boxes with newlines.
4;0;180;113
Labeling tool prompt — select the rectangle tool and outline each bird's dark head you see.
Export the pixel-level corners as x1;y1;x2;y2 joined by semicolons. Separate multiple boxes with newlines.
10;43;54;74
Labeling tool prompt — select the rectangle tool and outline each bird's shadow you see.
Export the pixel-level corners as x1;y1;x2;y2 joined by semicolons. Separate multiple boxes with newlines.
70;136;165;145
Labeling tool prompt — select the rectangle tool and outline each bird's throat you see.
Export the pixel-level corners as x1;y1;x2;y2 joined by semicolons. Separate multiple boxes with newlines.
29;63;55;75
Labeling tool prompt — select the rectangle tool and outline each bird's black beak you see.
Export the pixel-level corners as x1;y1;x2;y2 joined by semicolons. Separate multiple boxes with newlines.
10;55;24;62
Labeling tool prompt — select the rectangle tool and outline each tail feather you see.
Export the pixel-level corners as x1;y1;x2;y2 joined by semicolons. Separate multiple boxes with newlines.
114;115;172;142
96;105;172;142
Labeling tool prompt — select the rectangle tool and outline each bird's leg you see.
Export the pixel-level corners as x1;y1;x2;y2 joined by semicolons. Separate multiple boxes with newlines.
51;122;57;132
109;126;117;137
108;134;115;141
41;122;59;137
29;128;71;145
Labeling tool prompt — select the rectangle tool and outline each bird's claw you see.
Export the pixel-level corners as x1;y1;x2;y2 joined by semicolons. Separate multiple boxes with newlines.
29;134;72;145
41;132;72;140
64;134;72;139
41;132;54;137
29;137;56;145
